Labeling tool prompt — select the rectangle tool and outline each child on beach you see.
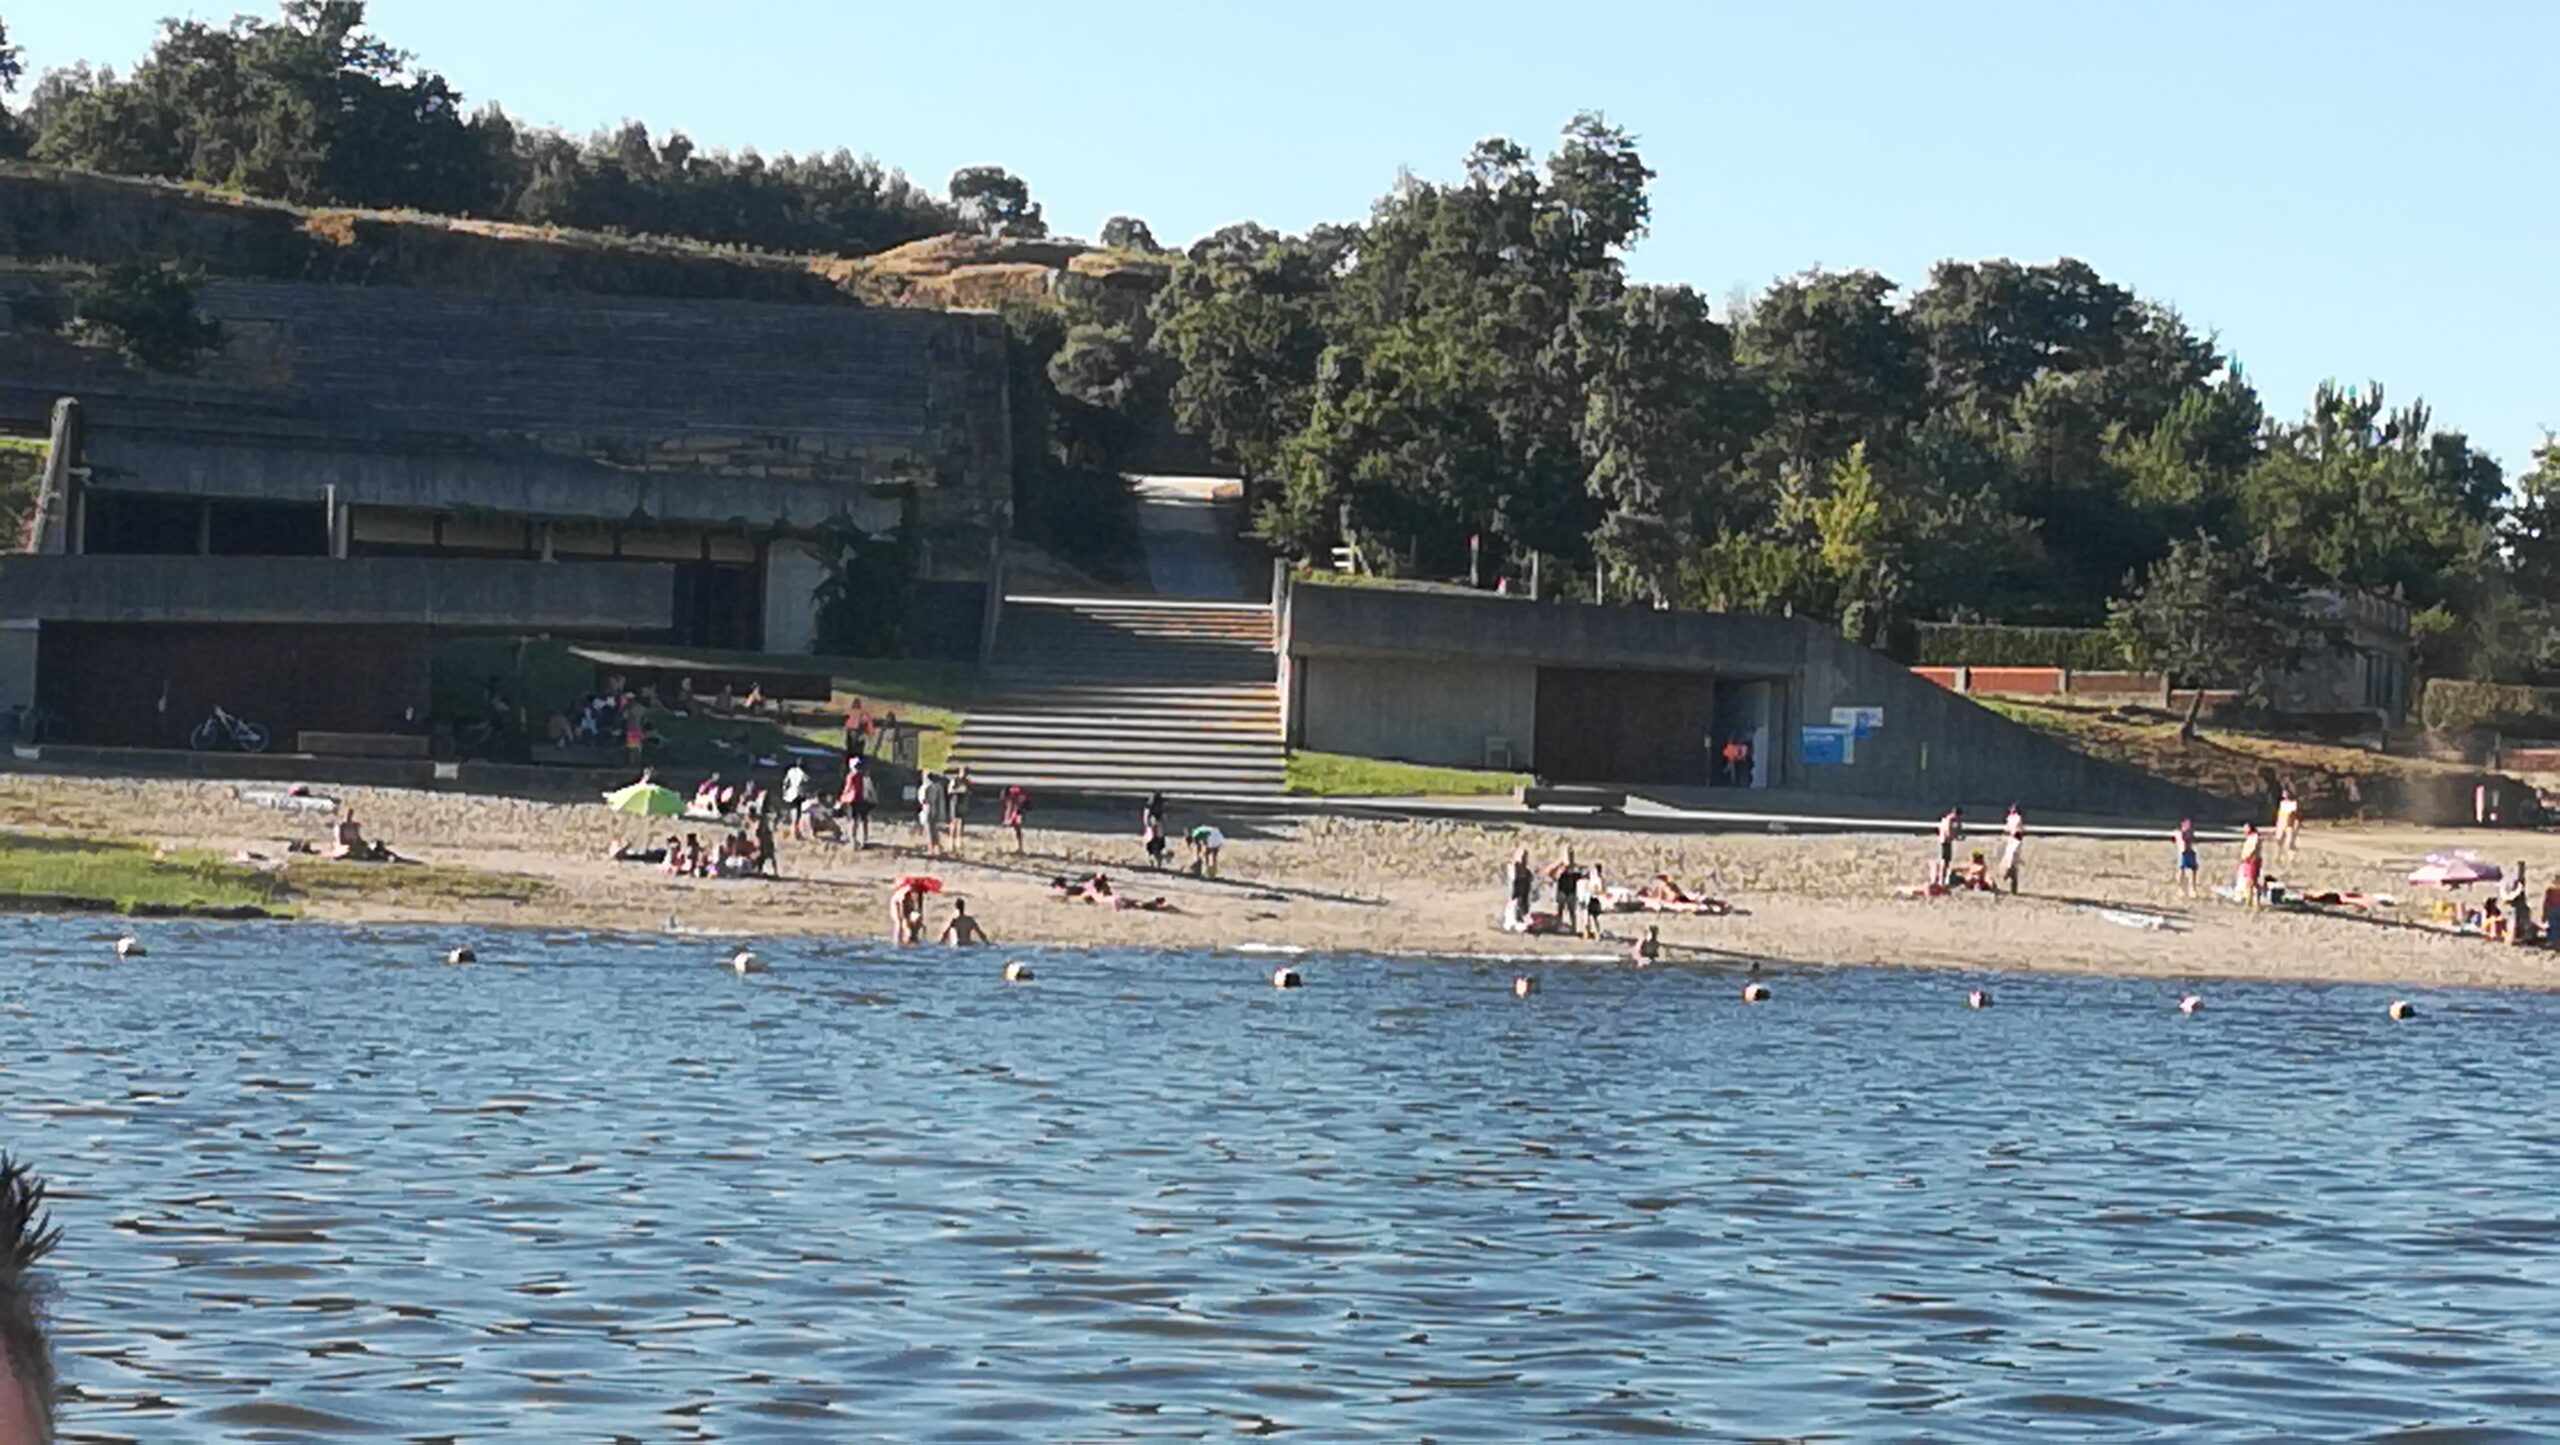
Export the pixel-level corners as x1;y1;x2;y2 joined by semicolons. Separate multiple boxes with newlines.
1002;784;1030;854
2175;818;2199;896
2235;823;2265;909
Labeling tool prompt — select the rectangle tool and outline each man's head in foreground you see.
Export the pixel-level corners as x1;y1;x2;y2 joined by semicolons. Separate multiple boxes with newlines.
0;1154;59;1445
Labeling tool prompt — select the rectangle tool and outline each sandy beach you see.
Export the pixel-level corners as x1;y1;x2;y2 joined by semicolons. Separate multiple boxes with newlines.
2;772;2553;992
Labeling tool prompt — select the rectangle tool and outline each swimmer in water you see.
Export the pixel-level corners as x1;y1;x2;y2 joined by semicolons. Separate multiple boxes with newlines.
939;897;990;947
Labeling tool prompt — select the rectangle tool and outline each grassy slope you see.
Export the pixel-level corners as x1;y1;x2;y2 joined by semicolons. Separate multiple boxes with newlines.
448;638;979;775
1286;751;1529;798
1974;699;2478;810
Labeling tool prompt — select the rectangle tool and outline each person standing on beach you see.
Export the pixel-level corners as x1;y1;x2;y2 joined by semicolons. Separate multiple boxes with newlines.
917;770;948;858
1581;863;1606;938
2236;824;2265;908
1503;846;1536;930
1002;784;1030;854
2501;863;2531;945
945;767;973;852
2274;787;2301;857
2174;817;2199;896
1141;793;1170;869
1931;808;1964;888
841;759;874;850
1998;804;2025;895
1547;846;1587;922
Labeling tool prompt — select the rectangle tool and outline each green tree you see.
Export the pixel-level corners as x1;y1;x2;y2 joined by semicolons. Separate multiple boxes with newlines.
948;164;1045;239
2108;534;2320;702
0;16;22;158
1577;283;1756;597
33;1;492;213
1150;223;1343;500
2239;382;2497;608
69;260;226;372
1099;215;1160;252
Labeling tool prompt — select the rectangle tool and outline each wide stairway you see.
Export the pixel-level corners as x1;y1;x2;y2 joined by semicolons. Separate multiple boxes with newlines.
948;596;1286;798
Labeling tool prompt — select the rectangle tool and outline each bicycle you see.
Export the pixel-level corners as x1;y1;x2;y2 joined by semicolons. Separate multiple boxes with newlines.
189;704;272;754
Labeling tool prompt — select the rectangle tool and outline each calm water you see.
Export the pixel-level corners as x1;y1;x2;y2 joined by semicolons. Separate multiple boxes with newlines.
4;918;2558;1441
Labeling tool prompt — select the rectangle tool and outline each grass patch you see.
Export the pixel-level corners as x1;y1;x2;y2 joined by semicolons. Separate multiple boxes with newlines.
1286;751;1530;798
284;860;553;908
0;831;288;916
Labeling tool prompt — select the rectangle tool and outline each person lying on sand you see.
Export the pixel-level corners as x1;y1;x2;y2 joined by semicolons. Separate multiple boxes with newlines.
1632;874;1736;915
1057;874;1173;912
1502;908;1575;936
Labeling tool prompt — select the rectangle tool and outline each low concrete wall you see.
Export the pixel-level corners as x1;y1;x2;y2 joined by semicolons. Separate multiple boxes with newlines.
1297;655;1535;769
0;556;674;629
1288;584;2229;820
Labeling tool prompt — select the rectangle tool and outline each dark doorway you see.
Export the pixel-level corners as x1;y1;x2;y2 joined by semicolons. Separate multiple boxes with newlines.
671;561;762;649
1533;668;1716;784
208;499;328;556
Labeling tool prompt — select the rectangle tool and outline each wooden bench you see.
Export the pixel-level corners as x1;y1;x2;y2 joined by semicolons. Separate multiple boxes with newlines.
1516;784;1628;812
298;732;431;759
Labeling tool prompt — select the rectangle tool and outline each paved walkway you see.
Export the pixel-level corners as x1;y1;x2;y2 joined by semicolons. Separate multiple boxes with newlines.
1130;475;1259;600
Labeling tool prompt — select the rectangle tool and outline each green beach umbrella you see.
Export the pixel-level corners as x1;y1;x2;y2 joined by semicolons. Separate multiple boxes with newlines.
603;781;684;817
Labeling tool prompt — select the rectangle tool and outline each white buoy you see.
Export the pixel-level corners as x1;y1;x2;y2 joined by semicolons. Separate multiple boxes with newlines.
2388;999;2416;1021
445;946;475;965
1272;967;1303;990
1741;982;1771;1004
2179;994;2203;1014
113;935;145;959
1967;989;1992;1009
1004;961;1034;983
729;949;765;975
1513;974;1537;997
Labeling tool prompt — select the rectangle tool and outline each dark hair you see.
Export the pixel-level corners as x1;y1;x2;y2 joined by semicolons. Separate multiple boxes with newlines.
1;1153;61;1438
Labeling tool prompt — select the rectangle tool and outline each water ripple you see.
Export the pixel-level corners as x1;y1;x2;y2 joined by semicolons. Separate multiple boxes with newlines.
3;916;2557;1438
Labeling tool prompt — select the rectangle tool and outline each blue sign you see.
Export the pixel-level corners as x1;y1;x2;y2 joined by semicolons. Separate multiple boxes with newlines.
1801;725;1854;766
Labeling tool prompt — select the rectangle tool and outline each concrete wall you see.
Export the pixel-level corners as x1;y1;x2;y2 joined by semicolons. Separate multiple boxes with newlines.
1296;655;1535;769
0;621;34;712
761;540;827;654
0;556;674;629
0;275;1012;576
1287;583;2230;819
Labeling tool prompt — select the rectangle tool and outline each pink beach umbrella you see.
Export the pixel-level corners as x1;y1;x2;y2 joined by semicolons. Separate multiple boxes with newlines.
2408;852;2502;888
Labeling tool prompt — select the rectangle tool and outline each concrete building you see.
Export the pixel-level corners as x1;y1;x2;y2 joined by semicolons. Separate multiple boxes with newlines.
0;276;1013;746
1281;581;2223;817
2267;590;2413;722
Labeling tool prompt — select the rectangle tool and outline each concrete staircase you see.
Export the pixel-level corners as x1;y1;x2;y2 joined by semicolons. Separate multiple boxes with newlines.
949;596;1286;798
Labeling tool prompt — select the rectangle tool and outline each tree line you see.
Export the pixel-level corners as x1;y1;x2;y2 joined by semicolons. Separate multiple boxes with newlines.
1135;120;2556;693
0;3;1064;256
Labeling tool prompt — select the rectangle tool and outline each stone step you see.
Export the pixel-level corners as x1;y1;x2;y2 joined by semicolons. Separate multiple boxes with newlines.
960;718;1280;740
952;737;1290;763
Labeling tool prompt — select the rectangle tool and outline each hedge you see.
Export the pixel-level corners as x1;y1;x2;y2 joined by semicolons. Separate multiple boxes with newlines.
2419;679;2560;737
1908;623;2130;671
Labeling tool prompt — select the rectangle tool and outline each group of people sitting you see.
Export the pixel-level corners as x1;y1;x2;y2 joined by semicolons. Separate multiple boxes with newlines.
610;824;779;879
1500;845;1735;937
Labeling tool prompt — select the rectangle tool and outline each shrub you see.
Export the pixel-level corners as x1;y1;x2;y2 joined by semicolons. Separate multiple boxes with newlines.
2419;679;2560;737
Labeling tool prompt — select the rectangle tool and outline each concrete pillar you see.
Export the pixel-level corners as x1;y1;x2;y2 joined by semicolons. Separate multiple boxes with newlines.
976;531;1004;668
30;398;81;556
0;621;36;714
760;538;826;655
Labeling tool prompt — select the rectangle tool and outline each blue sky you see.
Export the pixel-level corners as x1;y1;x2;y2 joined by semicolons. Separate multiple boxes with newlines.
17;0;2556;471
